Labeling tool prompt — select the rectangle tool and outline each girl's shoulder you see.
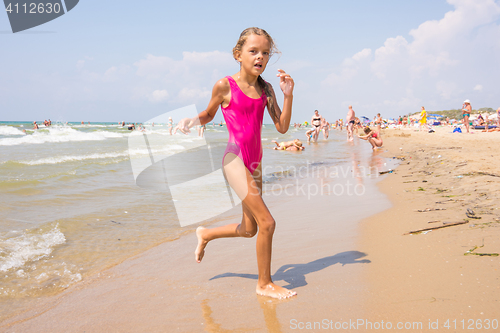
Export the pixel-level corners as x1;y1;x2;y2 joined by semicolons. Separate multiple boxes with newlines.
213;77;231;94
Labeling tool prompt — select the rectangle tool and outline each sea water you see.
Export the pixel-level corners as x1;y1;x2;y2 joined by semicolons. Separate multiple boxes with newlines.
0;121;387;320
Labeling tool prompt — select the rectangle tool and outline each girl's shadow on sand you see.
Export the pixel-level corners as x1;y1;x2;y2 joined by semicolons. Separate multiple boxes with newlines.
209;251;370;289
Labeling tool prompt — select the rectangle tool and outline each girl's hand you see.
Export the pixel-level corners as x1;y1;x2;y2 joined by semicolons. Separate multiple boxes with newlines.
174;118;194;134
276;69;294;97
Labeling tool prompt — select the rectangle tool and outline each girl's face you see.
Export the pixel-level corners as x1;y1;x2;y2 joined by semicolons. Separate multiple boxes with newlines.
237;34;270;76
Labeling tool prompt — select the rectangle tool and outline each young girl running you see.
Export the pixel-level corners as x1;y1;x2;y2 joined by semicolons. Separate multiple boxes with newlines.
175;27;296;299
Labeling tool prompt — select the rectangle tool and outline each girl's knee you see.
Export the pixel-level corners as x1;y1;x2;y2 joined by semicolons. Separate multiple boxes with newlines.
259;217;276;234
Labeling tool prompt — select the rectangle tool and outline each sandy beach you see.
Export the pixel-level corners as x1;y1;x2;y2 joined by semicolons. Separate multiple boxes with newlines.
361;127;500;329
1;126;499;332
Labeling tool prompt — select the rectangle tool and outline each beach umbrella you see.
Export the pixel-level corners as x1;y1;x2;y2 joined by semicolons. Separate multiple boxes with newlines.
427;113;442;118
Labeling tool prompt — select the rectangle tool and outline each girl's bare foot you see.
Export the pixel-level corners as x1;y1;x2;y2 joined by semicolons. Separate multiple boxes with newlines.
256;282;297;299
195;226;208;263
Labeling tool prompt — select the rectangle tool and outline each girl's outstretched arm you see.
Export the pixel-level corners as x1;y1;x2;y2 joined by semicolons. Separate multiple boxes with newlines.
269;69;294;134
175;79;230;134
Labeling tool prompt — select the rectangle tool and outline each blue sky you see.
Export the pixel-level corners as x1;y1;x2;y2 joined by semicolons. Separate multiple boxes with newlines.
1;0;499;123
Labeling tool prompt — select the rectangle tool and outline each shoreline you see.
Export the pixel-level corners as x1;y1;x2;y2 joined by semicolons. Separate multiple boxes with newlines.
361;127;500;328
3;126;497;331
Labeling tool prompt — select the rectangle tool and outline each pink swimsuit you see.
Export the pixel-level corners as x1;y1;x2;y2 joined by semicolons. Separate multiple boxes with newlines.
222;76;267;174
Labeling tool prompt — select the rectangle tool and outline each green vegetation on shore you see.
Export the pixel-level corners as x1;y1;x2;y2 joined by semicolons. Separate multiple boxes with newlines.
410;107;495;119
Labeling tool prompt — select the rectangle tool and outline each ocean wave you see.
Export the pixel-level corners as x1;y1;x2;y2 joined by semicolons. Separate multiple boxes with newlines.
0;127;124;146
19;152;130;165
0;224;66;272
0;126;26;136
17;145;185;165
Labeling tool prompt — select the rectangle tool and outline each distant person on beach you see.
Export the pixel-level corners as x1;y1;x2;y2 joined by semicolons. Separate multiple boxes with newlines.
310;110;322;142
419;106;429;132
321;118;330;139
354;117;361;135
346;105;355;141
497;108;500;127
174;27;296;299
462;100;471;133
271;139;304;151
198;123;206;137
305;127;315;142
168;117;173;135
358;126;383;150
339;118;343;131
373;113;383;133
33;121;39;129
477;114;484;126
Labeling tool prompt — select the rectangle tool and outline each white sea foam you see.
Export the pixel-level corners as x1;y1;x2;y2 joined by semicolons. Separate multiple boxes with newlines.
0;224;66;272
0;127;124;146
18;145;185;165
0;126;26;136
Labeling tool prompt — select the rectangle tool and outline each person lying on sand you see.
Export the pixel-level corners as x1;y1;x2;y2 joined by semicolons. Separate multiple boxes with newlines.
482;128;500;132
358;126;383;150
272;139;305;151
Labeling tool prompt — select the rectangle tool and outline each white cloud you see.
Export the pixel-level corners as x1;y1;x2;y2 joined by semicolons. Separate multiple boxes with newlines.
76;60;85;70
320;0;500;116
148;89;169;103
132;51;234;105
177;88;210;103
352;48;372;61
56;51;236;108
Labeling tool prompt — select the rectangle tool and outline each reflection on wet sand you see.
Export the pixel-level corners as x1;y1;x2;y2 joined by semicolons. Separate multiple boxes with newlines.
200;297;285;333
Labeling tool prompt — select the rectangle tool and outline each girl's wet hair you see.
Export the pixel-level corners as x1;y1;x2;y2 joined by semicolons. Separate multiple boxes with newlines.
364;126;371;134
232;27;281;124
